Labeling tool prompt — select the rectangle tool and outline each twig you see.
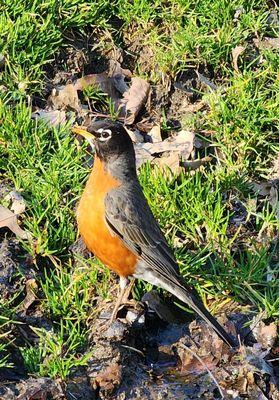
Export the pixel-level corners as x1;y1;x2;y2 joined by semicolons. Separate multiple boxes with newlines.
181;156;212;170
121;344;145;357
180;343;224;399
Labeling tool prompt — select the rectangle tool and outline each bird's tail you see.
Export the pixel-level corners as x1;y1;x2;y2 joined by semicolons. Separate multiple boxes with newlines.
162;277;237;348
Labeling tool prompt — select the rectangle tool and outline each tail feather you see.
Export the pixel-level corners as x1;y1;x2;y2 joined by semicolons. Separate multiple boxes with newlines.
155;275;237;348
176;286;237;347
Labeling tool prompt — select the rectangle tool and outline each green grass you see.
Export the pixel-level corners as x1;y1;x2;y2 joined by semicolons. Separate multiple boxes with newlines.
20;321;92;379
0;0;278;382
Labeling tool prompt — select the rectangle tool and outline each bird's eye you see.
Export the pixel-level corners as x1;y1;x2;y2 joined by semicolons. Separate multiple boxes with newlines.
102;130;111;138
97;128;112;141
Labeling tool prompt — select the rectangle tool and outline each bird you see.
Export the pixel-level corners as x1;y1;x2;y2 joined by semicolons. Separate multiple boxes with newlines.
72;120;237;348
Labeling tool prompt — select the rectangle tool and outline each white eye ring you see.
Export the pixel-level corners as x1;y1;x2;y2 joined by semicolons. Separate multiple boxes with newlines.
97;128;112;141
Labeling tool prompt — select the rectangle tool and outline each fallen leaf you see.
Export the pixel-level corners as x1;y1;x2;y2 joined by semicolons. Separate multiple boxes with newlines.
47;62;149;124
134;130;195;168
0;54;5;69
253;37;279;50
125;127;144;143
108;60;131;94
134;145;154;168
120;77;150;124
251;181;279;219
245;344;273;375
136;118;155;132
17;377;63;400
139;130;194;156
153;152;180;175
182;100;206;114
19;279;38;313
93;363;122;391
76;72;119;105
4;190;26;214
0;205;31;240
269;186;279;219
47;73;119;113
31;109;67;127
108;59;132;79
179;350;217;375
252;320;277;350
251;181;271;196
234;6;245;21
48;84;80;111
148;125;162;143
182;156;212;170
232;46;245;72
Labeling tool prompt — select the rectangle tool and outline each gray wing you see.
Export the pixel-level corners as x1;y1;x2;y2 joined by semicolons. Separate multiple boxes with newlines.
104;182;180;279
105;183;237;348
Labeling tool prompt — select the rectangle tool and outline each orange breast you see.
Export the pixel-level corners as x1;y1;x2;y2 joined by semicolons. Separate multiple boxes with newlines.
77;157;137;277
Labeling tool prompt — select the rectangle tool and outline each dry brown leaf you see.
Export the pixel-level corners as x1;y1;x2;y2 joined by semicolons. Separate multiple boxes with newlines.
120;77;150;124
48;84;80;111
182;100;206;114
17;377;63;400
269;186;279;218
108;60;131;94
179;351;217;375
253;320;277;350
108;59;132;79
254;37;279;50
0;205;31;240
251;181;272;196
47;63;149;124
134;145;154;168
182;156;212;170
48;73;120;113
148;125;162;143
251;181;279;219
4;190;26;214
232;46;245;72
31;109;67;127
19;279;38;313
153;152;180;175
125;127;144;143
134;130;195;168
140;130;194;156
76;73;119;105
93;363;122;391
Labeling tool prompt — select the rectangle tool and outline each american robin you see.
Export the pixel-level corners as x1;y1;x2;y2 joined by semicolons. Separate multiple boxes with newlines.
73;121;237;348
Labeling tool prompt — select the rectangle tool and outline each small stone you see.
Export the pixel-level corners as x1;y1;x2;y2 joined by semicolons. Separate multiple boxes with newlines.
0;54;5;69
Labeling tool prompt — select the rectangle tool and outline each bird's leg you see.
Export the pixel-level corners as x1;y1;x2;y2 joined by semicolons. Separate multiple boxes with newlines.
108;277;135;324
108;276;128;324
122;277;135;304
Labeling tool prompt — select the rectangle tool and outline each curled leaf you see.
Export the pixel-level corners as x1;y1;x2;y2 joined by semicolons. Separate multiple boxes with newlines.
120;77;150;124
232;46;245;72
0;205;31;240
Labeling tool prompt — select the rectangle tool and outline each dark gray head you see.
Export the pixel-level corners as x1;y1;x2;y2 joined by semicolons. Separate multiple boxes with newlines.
87;120;135;164
73;120;137;180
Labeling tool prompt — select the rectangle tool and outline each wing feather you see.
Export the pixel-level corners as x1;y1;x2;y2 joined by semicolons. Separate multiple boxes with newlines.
105;182;180;277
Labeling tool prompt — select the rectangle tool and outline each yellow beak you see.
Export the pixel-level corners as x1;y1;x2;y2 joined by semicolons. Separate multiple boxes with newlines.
72;126;95;141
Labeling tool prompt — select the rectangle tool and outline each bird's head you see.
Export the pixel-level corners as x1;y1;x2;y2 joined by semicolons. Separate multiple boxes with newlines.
72;120;136;177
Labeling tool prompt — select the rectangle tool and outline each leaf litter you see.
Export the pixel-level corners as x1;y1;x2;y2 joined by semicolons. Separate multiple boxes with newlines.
0;205;31;240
